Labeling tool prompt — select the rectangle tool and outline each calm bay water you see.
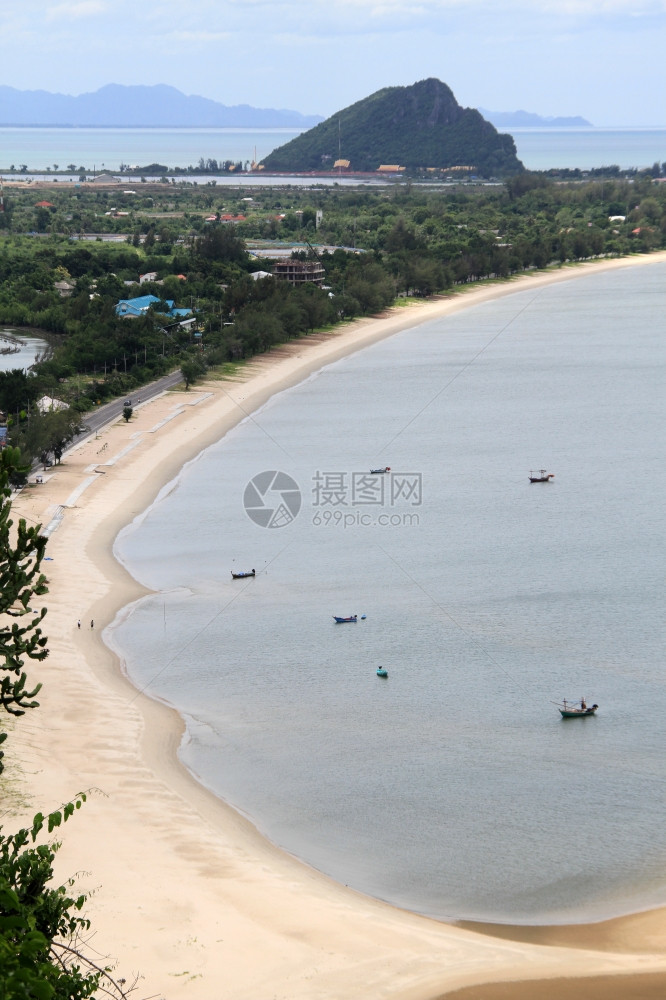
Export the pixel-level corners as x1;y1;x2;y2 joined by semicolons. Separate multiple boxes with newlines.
111;261;666;925
1;126;664;175
502;127;666;171
0;330;49;372
0;127;302;174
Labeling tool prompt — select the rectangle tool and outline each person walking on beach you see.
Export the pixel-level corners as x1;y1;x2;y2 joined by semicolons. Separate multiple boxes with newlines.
90;620;94;629
77;620;81;629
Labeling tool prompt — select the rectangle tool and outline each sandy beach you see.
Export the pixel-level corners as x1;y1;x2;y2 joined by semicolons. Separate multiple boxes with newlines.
6;253;666;1000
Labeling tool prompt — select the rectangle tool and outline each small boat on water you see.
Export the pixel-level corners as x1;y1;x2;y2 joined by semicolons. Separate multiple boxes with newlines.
376;666;388;678
529;469;555;482
370;466;391;474
333;615;357;623
558;699;598;718
231;569;255;579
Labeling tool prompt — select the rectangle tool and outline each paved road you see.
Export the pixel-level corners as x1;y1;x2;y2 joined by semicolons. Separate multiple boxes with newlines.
73;369;185;444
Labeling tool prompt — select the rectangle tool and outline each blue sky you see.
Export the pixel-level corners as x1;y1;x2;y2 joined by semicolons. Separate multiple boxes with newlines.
3;0;665;125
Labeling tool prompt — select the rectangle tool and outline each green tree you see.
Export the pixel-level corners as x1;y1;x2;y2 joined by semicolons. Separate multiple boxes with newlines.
0;370;40;417
0;449;133;998
292;284;334;332
15;409;83;468
0;797;105;999
181;355;207;388
194;225;246;266
0;447;49;746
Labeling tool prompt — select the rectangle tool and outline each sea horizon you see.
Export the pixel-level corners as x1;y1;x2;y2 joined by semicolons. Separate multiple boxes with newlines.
1;124;664;174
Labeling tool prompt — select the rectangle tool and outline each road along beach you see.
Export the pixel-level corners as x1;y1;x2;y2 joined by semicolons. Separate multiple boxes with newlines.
7;253;666;1000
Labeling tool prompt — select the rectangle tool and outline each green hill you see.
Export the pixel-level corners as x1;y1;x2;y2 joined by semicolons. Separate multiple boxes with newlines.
260;78;524;177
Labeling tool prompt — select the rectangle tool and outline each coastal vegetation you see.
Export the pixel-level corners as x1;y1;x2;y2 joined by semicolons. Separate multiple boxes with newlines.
0;168;665;466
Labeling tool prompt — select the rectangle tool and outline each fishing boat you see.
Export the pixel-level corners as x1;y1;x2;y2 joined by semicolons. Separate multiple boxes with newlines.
529;469;555;482
370;466;391;474
376;666;388;678
558;699;598;718
333;615;357;623
231;569;255;579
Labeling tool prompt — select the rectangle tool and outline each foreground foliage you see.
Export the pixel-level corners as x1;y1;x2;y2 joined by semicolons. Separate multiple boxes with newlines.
0;447;49;745
2;797;93;1000
0;451;133;998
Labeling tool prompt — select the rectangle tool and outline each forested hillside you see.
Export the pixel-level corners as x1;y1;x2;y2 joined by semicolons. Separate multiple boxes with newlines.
261;78;523;177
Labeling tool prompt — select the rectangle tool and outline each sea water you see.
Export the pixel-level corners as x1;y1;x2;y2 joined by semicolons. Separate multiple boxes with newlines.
502;127;666;171
0;126;303;173
111;262;666;924
0;330;49;373
1;126;665;174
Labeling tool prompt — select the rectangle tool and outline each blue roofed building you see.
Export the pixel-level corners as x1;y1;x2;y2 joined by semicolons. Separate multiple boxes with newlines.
115;294;193;320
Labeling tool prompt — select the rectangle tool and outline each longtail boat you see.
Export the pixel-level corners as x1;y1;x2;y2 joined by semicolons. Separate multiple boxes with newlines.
558;699;598;718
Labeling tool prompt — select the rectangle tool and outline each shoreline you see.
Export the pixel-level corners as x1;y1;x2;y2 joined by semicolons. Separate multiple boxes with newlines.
8;253;666;999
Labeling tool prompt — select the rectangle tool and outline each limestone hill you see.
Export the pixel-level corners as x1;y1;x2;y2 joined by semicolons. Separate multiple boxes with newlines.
260;78;524;177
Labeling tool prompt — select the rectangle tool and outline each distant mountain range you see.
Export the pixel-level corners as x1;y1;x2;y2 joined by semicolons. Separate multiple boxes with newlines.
480;109;592;127
0;84;324;128
0;84;590;130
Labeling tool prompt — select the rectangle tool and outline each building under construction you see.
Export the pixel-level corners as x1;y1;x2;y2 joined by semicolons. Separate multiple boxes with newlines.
271;259;325;287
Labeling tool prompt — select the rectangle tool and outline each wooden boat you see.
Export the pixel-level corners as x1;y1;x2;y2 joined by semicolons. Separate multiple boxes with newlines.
231;569;255;579
370;466;391;474
529;469;554;482
333;615;357;623
558;699;598;718
376;666;388;678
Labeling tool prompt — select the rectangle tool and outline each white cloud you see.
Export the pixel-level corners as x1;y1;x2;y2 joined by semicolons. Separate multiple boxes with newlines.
18;0;666;40
1;0;664;124
45;0;107;20
536;0;665;10
160;30;232;43
220;0;664;13
187;0;666;43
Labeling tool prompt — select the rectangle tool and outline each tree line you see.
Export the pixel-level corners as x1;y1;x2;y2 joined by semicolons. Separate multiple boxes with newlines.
0;172;664;467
